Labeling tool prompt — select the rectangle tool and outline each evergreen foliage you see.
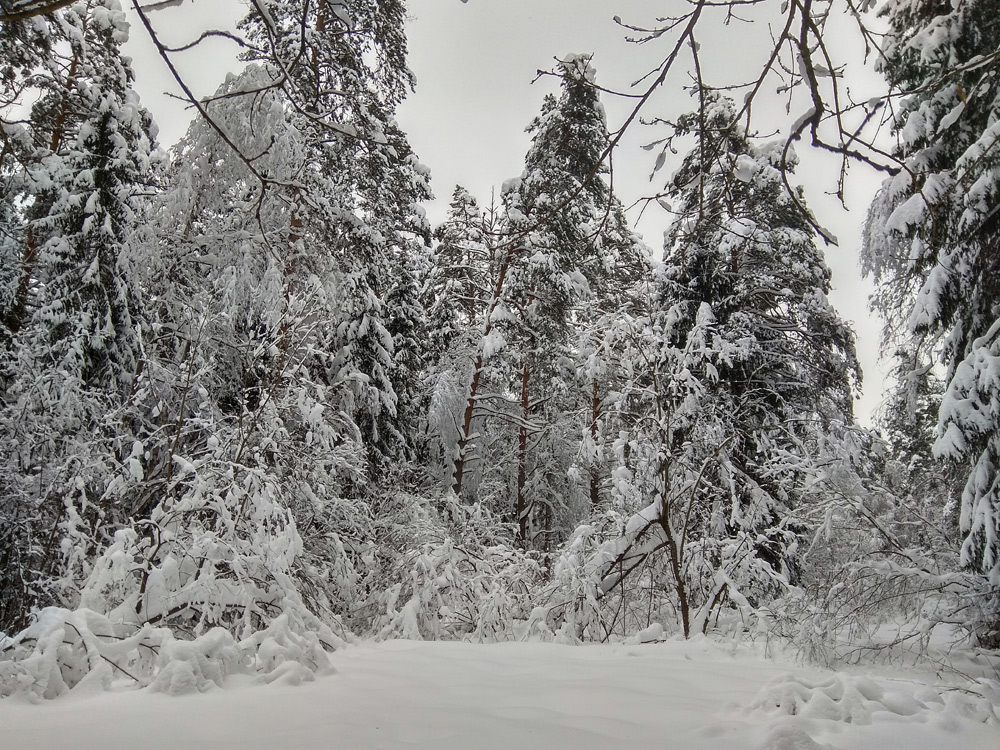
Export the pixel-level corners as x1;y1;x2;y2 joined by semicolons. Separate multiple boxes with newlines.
862;0;1000;643
0;0;155;632
570;92;861;637
499;54;647;544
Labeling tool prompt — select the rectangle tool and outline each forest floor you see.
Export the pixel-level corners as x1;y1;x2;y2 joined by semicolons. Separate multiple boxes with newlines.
1;635;998;749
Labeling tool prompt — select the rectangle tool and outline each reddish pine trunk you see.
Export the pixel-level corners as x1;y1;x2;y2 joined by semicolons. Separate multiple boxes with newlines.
451;247;517;496
515;360;530;543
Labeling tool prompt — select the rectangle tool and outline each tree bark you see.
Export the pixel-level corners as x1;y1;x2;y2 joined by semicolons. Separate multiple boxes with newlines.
451;247;517;496
451;349;483;495
589;377;601;507
515;359;530;543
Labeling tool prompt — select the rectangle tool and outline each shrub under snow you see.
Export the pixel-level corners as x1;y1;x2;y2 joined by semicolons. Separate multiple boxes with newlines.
0;605;337;700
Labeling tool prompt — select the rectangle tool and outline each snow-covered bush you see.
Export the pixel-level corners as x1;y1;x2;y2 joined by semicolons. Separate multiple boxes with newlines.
538;504;779;643
373;539;541;641
370;497;543;641
0;605;336;700
761;427;996;663
535;521;611;642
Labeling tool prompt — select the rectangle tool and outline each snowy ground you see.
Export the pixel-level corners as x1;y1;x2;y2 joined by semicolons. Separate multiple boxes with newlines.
2;637;997;750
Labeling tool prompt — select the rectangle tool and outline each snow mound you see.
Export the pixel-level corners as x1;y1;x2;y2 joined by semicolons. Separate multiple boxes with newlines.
757;722;838;750
748;672;892;724
748;671;998;727
149;627;244;696
626;622;665;644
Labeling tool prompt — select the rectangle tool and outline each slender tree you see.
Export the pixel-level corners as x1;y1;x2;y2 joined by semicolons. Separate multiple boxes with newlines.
424;186;508;494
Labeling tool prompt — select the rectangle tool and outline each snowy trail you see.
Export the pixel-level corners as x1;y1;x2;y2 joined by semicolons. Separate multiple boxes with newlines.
1;638;997;749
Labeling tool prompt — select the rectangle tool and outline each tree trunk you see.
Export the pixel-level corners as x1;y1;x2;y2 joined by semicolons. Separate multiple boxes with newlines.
451;350;483;495
590;377;601;507
516;359;530;543
661;512;690;639
451;246;517;496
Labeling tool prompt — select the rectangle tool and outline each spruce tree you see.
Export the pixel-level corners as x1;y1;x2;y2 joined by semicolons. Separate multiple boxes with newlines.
862;0;1000;641
608;92;859;634
877;361;963;553
0;0;155;631
0;13;49;348
427;186;492;355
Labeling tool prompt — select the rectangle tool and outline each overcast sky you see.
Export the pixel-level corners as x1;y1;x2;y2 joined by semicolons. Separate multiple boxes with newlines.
124;0;888;423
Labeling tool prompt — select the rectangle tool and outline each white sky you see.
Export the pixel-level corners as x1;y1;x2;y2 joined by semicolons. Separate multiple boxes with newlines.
123;0;889;424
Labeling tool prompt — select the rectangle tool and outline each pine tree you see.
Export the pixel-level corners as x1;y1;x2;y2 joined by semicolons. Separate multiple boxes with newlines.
499;54;647;542
437;187;520;504
862;0;1000;639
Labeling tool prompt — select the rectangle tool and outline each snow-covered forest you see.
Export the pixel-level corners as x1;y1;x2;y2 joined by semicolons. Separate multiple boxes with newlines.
0;0;998;743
